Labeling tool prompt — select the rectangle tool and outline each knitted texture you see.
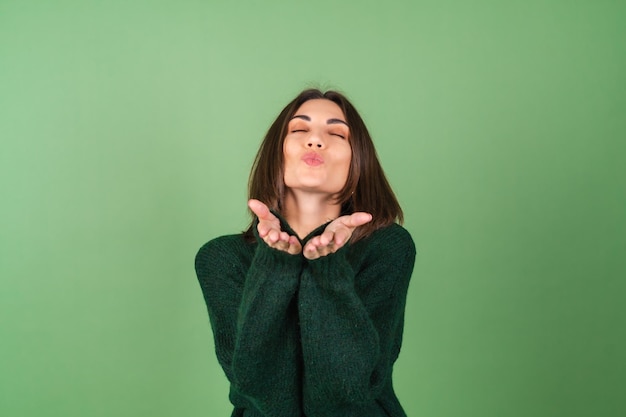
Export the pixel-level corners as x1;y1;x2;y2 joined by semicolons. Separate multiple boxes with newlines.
195;218;416;417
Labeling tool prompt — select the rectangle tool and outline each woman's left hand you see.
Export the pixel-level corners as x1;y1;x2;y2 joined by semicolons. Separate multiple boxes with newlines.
303;212;372;260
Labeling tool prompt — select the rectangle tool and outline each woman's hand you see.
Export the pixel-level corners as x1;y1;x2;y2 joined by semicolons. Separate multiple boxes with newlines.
248;199;302;255
303;212;372;260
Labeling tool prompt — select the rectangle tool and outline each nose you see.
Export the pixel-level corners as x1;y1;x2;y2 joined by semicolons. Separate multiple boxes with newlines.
307;132;324;149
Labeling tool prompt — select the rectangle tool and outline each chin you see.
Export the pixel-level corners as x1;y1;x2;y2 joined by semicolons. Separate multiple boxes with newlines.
285;176;345;196
285;183;333;194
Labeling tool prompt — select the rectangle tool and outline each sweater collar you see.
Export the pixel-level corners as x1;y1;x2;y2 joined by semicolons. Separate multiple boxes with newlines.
270;209;333;246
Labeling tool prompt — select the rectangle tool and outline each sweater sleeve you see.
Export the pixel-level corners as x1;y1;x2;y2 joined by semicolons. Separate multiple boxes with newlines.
297;225;416;414
195;234;304;417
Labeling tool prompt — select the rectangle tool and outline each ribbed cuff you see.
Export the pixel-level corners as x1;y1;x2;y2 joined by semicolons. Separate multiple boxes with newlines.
306;245;355;290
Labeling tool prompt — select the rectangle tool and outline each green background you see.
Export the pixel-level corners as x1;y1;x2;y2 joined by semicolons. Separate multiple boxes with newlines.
1;1;624;416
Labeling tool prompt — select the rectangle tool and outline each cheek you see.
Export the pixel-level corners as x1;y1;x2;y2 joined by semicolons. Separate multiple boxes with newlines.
282;141;296;168
338;147;352;172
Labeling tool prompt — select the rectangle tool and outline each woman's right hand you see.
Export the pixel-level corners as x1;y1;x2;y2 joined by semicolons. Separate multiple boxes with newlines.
248;199;302;255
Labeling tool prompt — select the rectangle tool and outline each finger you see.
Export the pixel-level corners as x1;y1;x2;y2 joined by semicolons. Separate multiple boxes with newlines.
319;229;334;246
332;227;351;248
278;232;294;252
275;232;291;250
318;243;332;257
273;238;289;252
257;220;272;238
267;228;281;243
309;236;322;248
303;237;321;257
303;243;320;260
287;236;302;255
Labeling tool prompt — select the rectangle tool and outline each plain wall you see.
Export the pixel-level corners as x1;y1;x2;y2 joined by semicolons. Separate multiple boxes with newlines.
1;1;624;416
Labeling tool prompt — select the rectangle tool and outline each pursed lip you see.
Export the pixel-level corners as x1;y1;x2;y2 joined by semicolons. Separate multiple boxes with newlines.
301;152;324;166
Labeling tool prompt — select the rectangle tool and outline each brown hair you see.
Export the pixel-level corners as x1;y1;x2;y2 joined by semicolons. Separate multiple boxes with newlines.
244;88;403;242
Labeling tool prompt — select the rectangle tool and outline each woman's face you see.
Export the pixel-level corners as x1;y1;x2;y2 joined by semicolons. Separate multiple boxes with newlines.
283;99;352;197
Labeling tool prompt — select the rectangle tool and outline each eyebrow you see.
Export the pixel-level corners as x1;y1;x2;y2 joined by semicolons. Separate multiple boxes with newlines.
291;115;349;127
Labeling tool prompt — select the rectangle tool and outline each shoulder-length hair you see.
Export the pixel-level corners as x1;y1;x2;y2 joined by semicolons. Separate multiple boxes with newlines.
244;88;403;243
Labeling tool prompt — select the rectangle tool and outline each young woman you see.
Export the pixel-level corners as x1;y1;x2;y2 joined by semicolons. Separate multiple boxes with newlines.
195;89;416;417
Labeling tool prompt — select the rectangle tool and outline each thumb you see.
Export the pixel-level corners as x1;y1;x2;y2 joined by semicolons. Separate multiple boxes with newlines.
346;212;373;228
248;199;272;220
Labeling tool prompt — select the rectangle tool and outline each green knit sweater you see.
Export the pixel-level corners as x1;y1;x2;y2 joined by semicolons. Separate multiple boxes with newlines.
195;215;416;417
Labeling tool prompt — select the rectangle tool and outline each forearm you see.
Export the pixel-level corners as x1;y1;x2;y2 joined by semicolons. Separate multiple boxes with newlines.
233;242;302;389
298;228;416;412
298;250;389;408
196;236;304;416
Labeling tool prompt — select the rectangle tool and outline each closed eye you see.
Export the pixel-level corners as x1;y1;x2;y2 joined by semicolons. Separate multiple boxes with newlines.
330;133;346;139
291;129;308;133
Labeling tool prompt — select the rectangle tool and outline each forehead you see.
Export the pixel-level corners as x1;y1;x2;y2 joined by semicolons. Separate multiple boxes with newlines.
293;99;346;121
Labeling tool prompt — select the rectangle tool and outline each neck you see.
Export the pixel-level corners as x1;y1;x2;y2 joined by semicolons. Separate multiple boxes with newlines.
283;190;341;239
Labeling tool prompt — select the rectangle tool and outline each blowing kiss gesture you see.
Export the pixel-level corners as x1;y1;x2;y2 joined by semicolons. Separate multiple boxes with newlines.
248;199;372;260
